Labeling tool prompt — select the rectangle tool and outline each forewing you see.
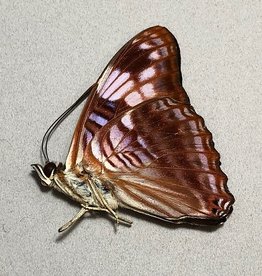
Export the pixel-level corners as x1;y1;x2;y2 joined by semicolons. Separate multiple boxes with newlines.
84;97;234;224
66;26;189;168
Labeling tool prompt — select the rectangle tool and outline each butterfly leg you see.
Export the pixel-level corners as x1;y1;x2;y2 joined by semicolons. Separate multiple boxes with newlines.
88;181;132;226
106;210;133;226
58;205;132;233
82;204;132;226
58;207;87;232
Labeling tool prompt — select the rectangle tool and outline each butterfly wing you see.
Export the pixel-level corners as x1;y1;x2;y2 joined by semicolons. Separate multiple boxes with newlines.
66;26;234;224
66;26;189;168
84;97;234;224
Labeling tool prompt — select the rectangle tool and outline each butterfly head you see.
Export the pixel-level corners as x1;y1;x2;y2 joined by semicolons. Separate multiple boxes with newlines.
31;162;96;205
31;162;59;187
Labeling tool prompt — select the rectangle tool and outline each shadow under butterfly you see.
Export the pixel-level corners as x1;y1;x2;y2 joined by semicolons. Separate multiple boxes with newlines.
32;26;235;232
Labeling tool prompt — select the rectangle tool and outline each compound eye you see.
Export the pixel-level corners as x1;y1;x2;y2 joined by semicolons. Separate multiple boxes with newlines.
43;162;57;177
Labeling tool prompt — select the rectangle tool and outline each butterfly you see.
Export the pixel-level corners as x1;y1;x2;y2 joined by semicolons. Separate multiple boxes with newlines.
32;26;234;232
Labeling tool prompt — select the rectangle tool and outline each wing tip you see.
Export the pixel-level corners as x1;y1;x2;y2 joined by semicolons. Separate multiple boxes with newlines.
137;25;173;38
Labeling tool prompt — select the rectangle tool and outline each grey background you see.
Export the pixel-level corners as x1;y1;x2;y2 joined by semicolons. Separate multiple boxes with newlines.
1;1;261;275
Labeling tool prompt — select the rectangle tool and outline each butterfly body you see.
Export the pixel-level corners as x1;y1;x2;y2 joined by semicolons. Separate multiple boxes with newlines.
32;26;234;231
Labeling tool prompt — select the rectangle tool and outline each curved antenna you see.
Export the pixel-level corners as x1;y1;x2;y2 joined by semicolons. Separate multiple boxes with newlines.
41;84;95;163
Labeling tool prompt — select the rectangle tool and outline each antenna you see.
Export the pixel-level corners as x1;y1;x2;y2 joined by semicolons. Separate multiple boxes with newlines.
41;84;95;162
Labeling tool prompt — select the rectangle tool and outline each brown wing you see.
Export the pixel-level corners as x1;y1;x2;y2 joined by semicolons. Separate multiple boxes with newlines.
66;26;189;168
83;97;234;224
65;26;234;224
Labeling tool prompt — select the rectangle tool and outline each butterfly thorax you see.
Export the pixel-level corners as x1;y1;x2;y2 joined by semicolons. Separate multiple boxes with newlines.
32;162;118;211
54;165;118;210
